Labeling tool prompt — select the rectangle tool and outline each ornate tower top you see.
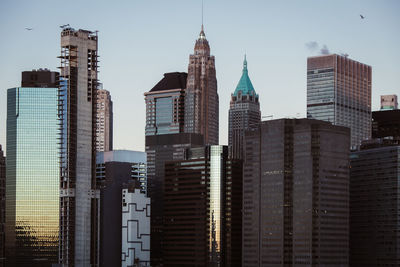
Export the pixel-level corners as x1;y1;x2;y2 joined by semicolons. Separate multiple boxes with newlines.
194;24;210;56
233;55;257;97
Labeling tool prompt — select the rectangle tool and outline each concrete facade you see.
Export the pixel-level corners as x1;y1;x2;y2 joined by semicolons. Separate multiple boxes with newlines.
96;88;113;152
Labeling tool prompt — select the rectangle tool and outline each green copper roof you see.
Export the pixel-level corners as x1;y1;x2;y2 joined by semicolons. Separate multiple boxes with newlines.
233;55;256;97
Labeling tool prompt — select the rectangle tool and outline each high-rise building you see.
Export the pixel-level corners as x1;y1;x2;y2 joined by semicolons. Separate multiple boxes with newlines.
145;133;203;266
122;181;150;267
184;25;219;145
144;72;187;136
307;54;372;147
228;56;260;159
96;87;113;152
58;28;99;266
350;139;400;266
0;145;5;267
164;145;242;266
380;94;398;110
243;119;350;266
144;71;204;266
5;71;60;266
96;150;148;266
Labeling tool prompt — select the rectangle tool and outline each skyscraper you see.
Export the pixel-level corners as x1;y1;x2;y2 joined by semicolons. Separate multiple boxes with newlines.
243;119;350;266
228;56;261;159
307;54;372;147
96;87;113;152
96;150;148;266
58;28;99;266
164;145;242;266
5;70;60;266
184;25;219;145
144;72;204;266
350;139;400;266
0;145;5;267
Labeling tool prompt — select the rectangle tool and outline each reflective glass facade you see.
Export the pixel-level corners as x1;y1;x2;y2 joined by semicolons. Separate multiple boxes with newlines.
5;87;59;266
307;54;372;147
164;145;242;266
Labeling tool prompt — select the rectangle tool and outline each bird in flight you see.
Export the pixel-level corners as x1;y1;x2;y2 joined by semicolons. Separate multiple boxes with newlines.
25;27;33;31
360;14;365;19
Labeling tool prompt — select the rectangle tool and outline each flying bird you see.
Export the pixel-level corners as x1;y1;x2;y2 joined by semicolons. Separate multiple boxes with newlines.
360;14;365;19
25;27;33;31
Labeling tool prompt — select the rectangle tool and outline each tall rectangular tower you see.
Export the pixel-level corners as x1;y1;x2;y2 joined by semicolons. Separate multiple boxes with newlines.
164;146;242;266
96;87;113;152
243;119;350;266
59;28;99;266
184;26;219;145
307;54;371;147
350;140;400;266
6;80;60;266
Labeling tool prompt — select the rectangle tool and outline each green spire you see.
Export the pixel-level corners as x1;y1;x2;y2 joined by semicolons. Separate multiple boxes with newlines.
233;55;256;97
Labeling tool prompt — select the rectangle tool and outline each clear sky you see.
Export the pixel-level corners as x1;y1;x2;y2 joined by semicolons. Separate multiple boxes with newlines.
0;0;399;153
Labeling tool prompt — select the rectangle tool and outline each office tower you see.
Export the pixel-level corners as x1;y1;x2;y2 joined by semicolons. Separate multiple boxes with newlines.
372;109;400;139
184;25;219;145
96;150;147;266
243;119;350;266
58;28;99;266
164;145;242;266
5;71;60;266
350;139;400;266
380;94;398;110
96;87;113;152
146;133;203;266
0;145;5;267
144;71;204;266
122;181;150;267
144;72;187;136
228;56;261;159
307;54;372;147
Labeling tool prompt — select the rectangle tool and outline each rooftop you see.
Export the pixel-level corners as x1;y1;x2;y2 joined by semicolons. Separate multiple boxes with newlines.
150;72;187;92
233;56;256;97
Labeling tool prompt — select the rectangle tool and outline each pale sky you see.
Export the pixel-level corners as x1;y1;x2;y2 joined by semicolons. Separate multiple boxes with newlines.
0;0;399;154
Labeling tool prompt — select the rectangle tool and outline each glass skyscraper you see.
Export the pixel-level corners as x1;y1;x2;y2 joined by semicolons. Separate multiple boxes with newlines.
5;86;59;266
307;54;372;147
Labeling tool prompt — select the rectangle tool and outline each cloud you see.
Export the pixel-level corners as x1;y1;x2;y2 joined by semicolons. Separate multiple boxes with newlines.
320;45;330;55
305;41;331;55
305;41;319;52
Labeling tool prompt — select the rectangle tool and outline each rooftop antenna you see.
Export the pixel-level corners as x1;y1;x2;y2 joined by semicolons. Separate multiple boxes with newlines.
201;0;204;30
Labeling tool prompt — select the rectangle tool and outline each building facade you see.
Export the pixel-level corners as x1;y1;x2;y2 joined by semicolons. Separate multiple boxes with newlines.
122;182;151;267
144;72;187;136
243;119;350;266
21;68;59;88
350;140;400;266
96;87;113;152
372;109;400;139
164;145;242;266
307;54;372;147
184;25;219;145
96;150;147;266
0;145;5;267
380;94;398;110
228;56;260;159
145;133;203;266
5;84;59;266
58;28;99;266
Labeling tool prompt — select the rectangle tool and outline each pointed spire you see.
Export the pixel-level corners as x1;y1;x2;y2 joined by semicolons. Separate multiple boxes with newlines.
243;54;248;72
199;0;206;39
